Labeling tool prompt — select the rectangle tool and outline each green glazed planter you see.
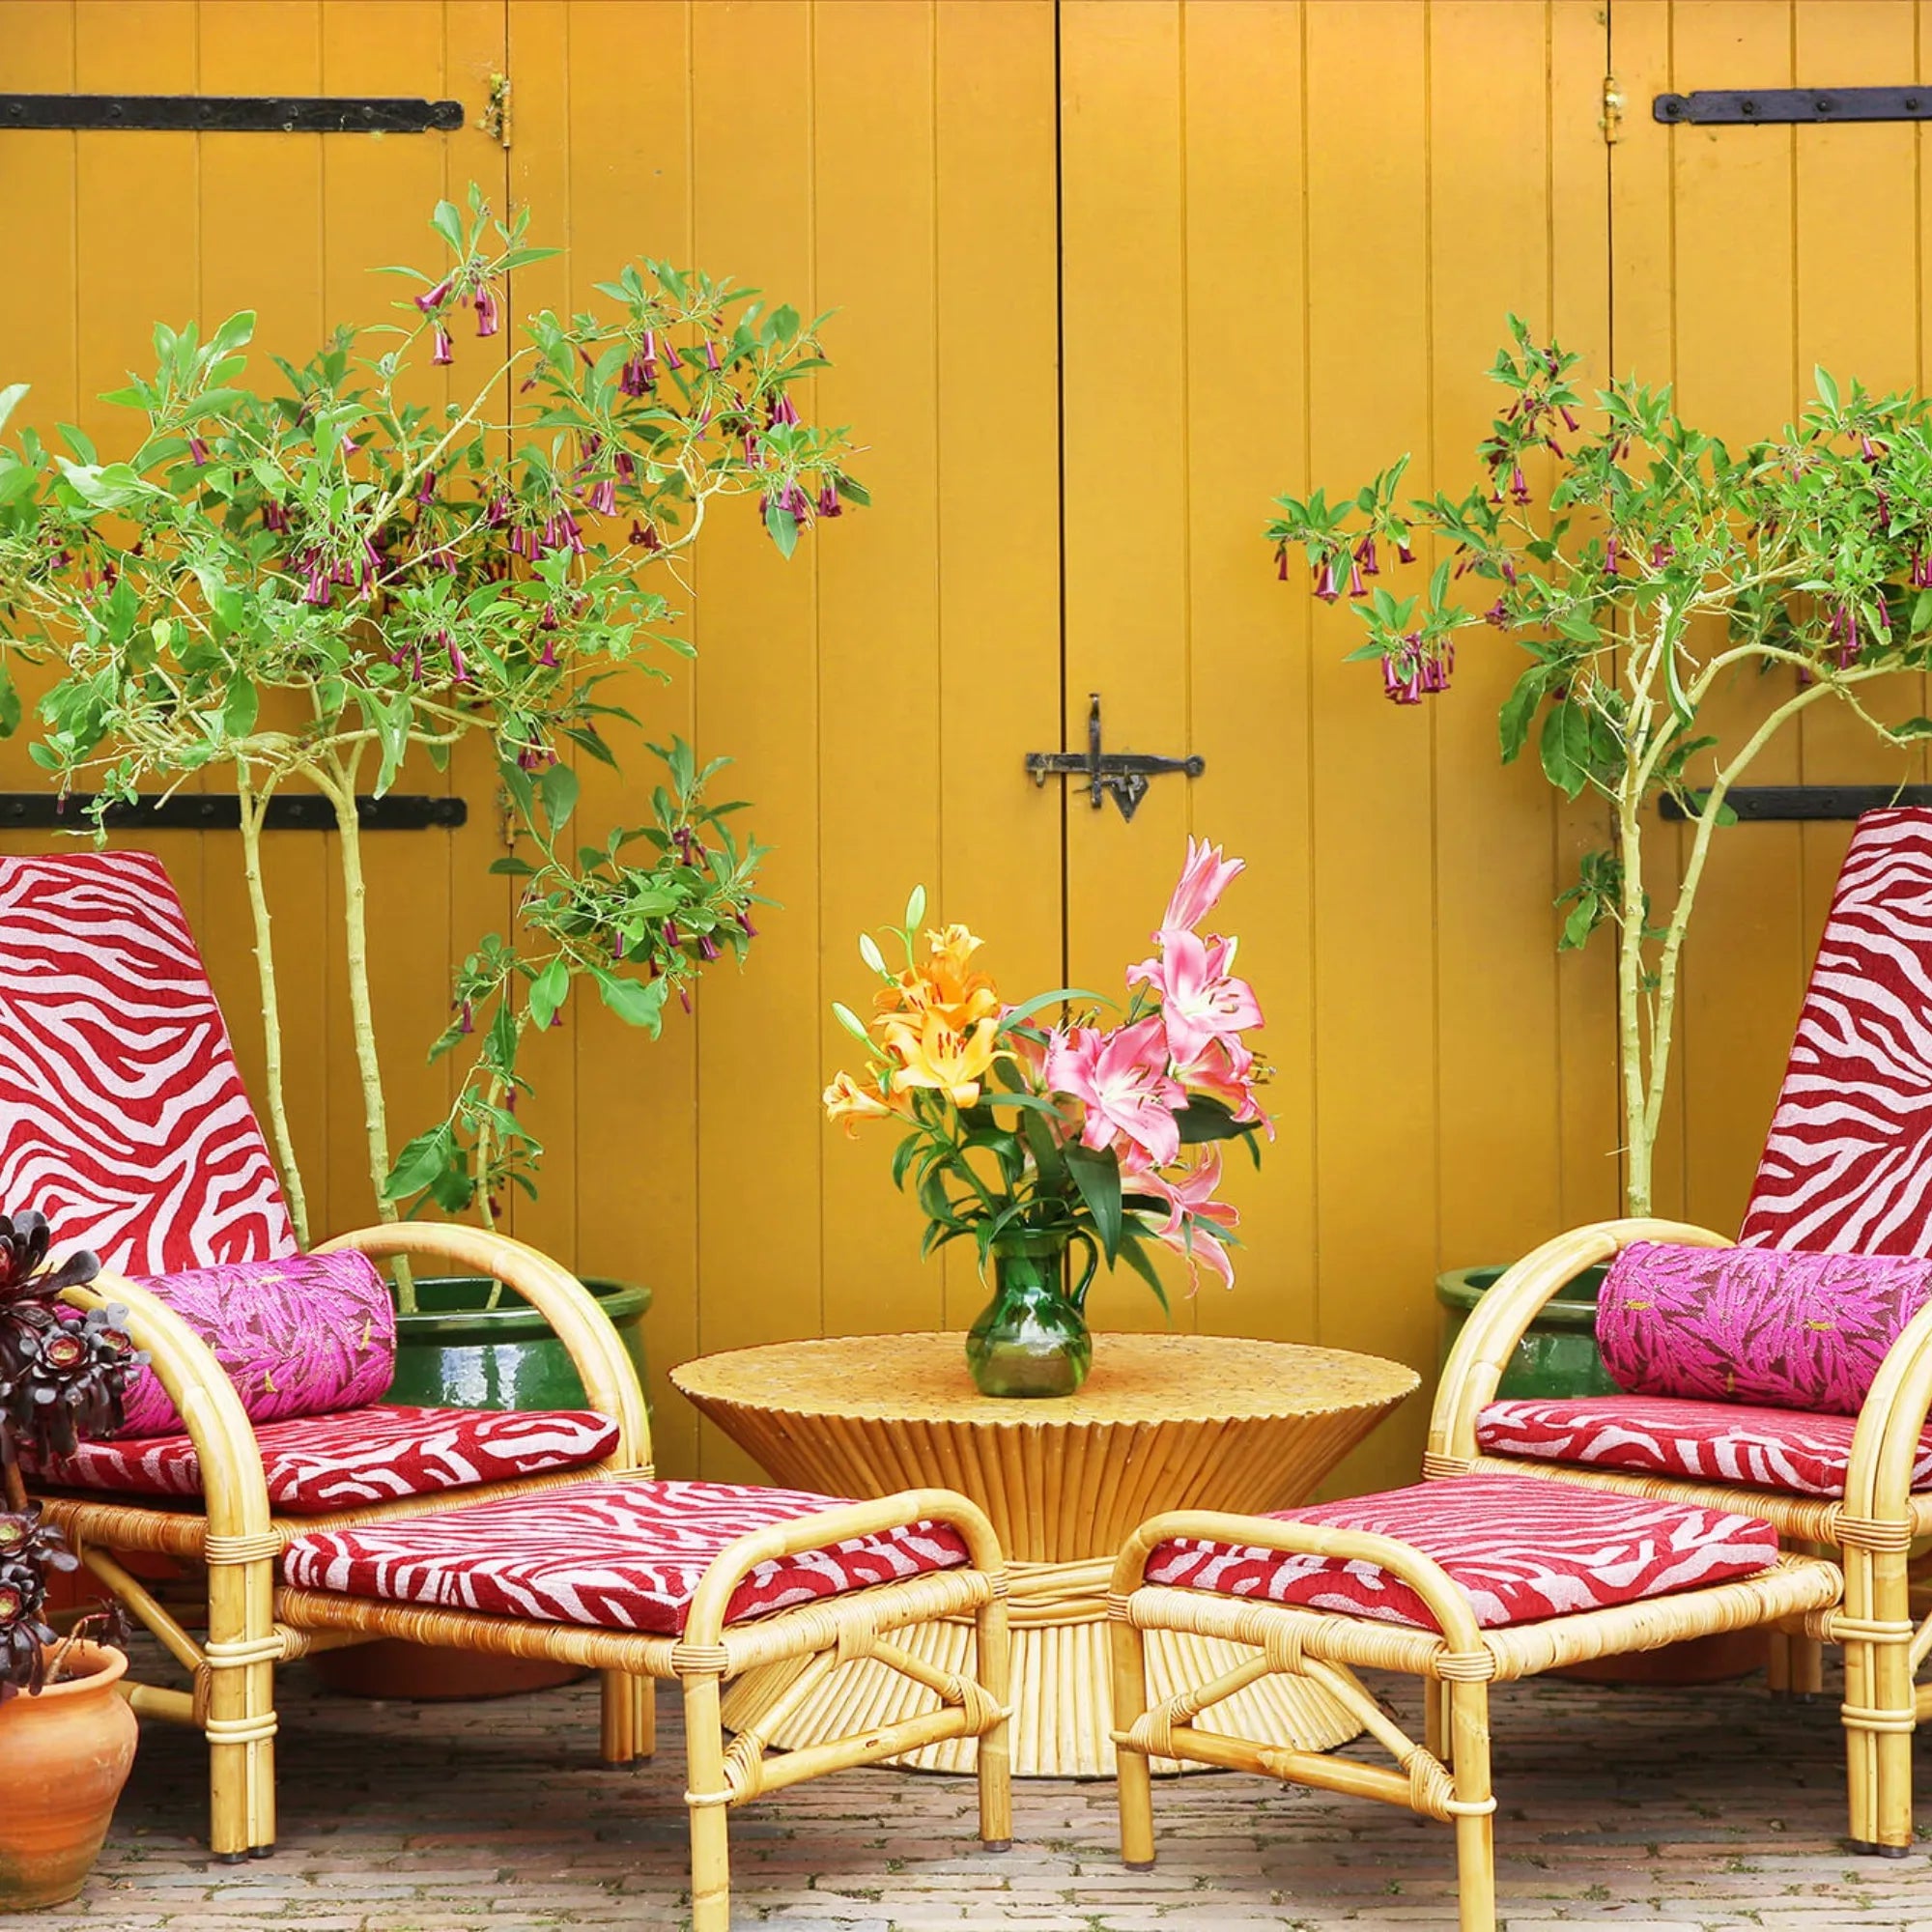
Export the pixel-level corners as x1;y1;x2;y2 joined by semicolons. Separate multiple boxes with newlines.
384;1274;652;1412
1435;1262;1615;1399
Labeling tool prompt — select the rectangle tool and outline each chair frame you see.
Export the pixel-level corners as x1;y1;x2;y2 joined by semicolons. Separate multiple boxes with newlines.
1429;1214;1932;1856
22;1226;1014;1927
1109;1507;1841;1932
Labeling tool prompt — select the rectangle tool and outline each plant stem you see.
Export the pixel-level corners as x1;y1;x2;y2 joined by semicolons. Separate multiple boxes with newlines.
1614;772;1653;1218
235;763;310;1248
316;751;413;1310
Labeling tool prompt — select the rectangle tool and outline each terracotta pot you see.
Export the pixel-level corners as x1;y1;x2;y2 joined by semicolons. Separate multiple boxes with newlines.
307;1642;585;1701
0;1644;138;1913
1553;1628;1769;1687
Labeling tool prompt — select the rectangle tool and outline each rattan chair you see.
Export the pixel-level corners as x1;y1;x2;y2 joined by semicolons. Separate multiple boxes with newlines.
35;1265;1011;1932
1;852;653;1853
1430;808;1932;1856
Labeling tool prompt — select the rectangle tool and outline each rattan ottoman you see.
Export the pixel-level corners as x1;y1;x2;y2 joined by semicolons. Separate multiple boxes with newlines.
1108;1473;1843;1932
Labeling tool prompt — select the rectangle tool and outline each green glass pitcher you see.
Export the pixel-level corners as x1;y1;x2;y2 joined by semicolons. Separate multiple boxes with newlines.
964;1230;1098;1398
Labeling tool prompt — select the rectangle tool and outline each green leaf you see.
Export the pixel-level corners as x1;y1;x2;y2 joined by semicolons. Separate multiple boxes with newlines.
595;968;668;1034
1064;1143;1123;1262
1814;364;1841;414
1539;699;1591;801
537;761;580;832
222;679;259;741
996;986;1105;1032
384;1125;454;1201
430;199;465;255
1114;1234;1172;1319
0;666;19;740
1174;1097;1261;1145
763;498;800;559
0;384;26;440
1560;897;1598;951
527;957;571;1030
1498;667;1545;763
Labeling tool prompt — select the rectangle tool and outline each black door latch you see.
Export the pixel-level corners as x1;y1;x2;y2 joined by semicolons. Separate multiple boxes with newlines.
1025;694;1204;822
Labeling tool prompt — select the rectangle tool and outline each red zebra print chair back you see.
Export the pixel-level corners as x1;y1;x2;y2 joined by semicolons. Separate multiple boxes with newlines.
1742;808;1932;1256
0;851;297;1273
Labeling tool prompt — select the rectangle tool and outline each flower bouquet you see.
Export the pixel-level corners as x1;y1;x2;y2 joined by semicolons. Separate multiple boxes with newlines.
824;841;1270;1397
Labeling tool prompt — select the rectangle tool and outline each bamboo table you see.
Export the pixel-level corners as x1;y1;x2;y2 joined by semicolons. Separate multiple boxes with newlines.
671;1331;1418;1777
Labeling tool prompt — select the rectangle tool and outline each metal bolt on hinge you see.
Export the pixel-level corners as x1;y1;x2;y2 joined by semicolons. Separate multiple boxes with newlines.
1602;74;1625;144
481;73;511;149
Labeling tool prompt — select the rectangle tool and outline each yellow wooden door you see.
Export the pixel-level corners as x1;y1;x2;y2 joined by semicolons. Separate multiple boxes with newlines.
1059;1;1615;1490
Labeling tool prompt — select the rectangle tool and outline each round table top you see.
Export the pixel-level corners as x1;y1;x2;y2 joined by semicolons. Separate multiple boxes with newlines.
669;1330;1418;1427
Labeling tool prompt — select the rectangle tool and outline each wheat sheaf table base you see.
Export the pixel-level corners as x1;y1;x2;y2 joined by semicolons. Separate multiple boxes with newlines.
671;1332;1419;1777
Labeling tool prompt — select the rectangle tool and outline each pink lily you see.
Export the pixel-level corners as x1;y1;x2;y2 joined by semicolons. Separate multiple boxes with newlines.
1119;1144;1238;1292
1128;928;1264;1065
1044;1017;1184;1166
1158;838;1244;935
1172;1035;1272;1136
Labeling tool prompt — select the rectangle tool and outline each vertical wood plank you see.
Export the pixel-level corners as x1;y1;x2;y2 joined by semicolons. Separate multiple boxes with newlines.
811;1;945;1343
1300;0;1436;1487
932;0;1063;1330
689;0;823;1478
1178;1;1316;1349
1059;0;1194;1335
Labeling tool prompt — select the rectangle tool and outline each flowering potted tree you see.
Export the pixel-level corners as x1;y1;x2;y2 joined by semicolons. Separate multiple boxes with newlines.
826;841;1269;1395
1267;316;1932;1397
0;189;855;1395
0;1213;139;1911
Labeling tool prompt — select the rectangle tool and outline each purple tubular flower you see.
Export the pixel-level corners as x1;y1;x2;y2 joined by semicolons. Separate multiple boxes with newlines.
188;436;210;466
1559;406;1580;433
613;451;636;484
736;907;758;938
662;337;683;371
1510;465;1530;505
418;471;437;506
262;500;288;534
1354;535;1378;576
743;433;761;465
432;326;453;367
697;934;721;962
1605;535;1621;574
1275;544;1291;582
540;602;559;631
416;278;452;313
540;639;558;668
1484;598;1510;629
460;1002;474;1036
1348;559;1367;599
474;285;500;337
663;919;679;948
1396;540;1416;565
818;482;841;519
1313;558;1340;603
703;338;722;372
768;388;800;427
678;985;693;1014
486;493;511;526
586;477;617;517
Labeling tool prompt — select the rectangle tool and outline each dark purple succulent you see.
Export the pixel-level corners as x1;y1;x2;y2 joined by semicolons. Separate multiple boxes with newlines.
0;1211;135;1464
0;1508;76;1699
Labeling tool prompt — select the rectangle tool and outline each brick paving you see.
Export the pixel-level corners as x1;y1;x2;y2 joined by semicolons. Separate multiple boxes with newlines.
12;1649;1931;1930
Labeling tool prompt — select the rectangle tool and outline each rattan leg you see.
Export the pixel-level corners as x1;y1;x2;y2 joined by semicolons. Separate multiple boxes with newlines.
636;1672;657;1759
1767;1630;1792;1694
1791;1633;1825;1696
599;1669;641;1765
1871;1547;1916;1855
1424;1680;1452;1766
1448;1680;1496;1932
204;1552;278;1861
974;1594;1013;1851
682;1670;733;1932
1110;1609;1156;1871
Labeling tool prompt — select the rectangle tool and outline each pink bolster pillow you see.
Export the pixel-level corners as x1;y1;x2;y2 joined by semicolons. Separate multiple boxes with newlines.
115;1248;396;1436
1597;1240;1932;1416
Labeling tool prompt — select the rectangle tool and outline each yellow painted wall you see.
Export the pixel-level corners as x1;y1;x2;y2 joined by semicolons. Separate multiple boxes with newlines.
2;0;1926;1490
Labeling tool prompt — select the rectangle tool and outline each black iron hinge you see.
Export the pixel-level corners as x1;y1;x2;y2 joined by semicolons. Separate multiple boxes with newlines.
0;95;464;135
1655;87;1932;127
0;793;467;833
1658;785;1932;823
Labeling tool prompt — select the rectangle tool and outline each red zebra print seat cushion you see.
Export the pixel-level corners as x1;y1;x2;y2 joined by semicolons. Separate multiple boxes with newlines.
33;1405;620;1515
1142;1475;1780;1632
1476;1394;1932;1500
280;1477;973;1634
0;852;297;1272
1742;808;1932;1257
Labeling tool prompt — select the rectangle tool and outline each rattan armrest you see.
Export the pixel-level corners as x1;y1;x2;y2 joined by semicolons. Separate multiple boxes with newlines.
1110;1506;1485;1653
1429;1217;1730;1461
316;1223;650;1467
682;1488;1006;1650
58;1271;273;1542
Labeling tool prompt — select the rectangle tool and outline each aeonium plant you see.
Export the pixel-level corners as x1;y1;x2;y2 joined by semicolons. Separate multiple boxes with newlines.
0;1212;136;1698
0;187;857;1286
1267;315;1932;1218
823;841;1272;1315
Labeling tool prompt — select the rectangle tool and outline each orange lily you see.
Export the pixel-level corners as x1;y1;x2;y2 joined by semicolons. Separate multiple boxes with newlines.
882;1011;1001;1108
822;1070;903;1136
874;923;1000;1033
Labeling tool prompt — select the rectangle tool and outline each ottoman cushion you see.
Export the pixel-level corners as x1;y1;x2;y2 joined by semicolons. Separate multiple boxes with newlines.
1476;1393;1932;1500
35;1404;621;1514
281;1476;973;1634
1143;1474;1779;1633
